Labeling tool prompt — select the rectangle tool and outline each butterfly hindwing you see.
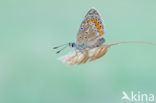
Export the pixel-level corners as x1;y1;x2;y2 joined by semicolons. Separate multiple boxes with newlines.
76;8;105;48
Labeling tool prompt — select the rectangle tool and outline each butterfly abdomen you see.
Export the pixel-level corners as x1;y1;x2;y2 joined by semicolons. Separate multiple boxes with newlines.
88;37;105;48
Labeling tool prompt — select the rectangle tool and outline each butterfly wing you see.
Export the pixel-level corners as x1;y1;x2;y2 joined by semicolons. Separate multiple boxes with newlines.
76;8;105;49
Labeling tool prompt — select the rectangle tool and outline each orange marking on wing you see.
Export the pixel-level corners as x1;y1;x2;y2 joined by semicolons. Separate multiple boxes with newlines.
95;22;99;26
99;30;103;35
91;18;94;21
97;25;101;30
87;19;90;23
93;19;97;23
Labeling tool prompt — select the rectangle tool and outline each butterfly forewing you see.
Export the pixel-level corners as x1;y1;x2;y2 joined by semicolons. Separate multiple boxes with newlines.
76;8;105;48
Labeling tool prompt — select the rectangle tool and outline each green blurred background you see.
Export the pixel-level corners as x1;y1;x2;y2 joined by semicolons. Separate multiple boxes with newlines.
0;0;156;103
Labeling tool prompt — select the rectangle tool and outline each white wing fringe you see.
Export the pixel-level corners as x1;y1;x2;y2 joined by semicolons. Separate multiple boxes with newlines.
59;45;110;65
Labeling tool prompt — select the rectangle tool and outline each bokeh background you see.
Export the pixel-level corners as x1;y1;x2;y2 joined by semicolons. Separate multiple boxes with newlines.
0;0;156;103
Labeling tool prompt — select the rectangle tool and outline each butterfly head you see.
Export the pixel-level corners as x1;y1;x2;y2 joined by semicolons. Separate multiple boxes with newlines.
69;42;76;48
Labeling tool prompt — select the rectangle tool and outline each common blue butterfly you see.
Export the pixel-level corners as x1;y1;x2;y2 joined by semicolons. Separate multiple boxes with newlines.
53;8;156;65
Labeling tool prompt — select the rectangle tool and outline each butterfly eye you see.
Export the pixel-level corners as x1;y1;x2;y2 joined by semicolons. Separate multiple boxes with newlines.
72;43;74;47
80;36;82;38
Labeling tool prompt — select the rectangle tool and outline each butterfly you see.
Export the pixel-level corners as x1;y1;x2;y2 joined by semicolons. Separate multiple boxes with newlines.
53;8;156;65
54;8;105;53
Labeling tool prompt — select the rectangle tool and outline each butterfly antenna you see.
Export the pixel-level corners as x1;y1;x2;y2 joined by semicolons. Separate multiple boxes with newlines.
53;43;68;49
56;46;68;54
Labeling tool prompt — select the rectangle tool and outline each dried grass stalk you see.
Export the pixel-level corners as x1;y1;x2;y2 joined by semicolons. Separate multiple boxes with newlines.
59;41;156;65
59;44;110;65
